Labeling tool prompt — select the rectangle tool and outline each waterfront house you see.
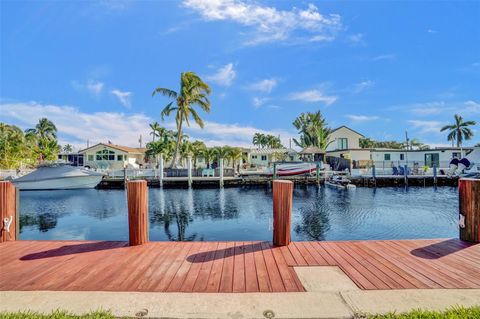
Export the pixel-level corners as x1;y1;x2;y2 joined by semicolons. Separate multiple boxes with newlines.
79;143;147;170
246;148;299;167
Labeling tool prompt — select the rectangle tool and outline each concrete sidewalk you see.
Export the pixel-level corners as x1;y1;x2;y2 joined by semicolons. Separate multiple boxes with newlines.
1;267;479;318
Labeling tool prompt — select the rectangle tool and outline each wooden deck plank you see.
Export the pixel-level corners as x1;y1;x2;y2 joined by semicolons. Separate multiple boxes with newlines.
1;239;479;293
232;242;246;293
252;242;272;292
218;242;235;293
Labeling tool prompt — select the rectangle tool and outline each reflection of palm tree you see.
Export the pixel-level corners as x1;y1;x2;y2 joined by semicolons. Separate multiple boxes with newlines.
294;201;330;240
162;209;197;241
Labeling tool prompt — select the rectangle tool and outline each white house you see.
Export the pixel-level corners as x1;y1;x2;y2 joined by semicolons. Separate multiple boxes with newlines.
246;148;299;167
326;126;364;152
79;143;147;169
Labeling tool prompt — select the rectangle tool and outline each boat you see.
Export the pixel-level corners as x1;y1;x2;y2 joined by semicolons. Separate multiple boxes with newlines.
13;162;104;190
447;147;480;178
325;175;356;189
266;162;319;176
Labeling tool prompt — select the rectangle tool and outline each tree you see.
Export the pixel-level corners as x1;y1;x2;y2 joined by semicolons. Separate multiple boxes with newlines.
153;72;211;168
292;111;332;150
149;122;161;142
252;133;283;148
202;148;216;169
359;138;375;149
191;140;206;169
213;146;231;167
227;147;243;173
440;115;476;150
180;140;194;166
25;118;57;141
272;151;288;162
62;144;73;153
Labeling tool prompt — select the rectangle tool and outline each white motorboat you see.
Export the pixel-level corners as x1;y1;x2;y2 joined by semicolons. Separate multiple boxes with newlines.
13;163;104;190
325;175;356;189
267;162;319;176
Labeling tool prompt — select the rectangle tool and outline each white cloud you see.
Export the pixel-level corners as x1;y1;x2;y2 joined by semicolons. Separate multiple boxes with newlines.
72;80;104;97
409;100;480;116
427;29;437;34
288;89;338;105
353;80;374;93
0;101;295;148
110;89;132;107
346;114;379;122
348;33;365;45
252;97;270;108
372;54;396;61
183;0;342;45
206;63;236;87
248;78;277;93
408;120;444;134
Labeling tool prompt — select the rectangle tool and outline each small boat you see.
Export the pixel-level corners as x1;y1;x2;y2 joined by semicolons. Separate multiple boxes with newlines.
13;162;104;190
267;162;318;176
325;175;356;189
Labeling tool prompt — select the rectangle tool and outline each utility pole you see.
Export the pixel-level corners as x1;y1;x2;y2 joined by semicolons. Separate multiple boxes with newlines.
139;135;143;148
405;131;409;166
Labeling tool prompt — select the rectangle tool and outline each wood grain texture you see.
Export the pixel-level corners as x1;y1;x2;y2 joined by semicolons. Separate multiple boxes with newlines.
272;180;293;246
127;180;149;246
459;178;480;243
0;181;17;243
1;239;479;292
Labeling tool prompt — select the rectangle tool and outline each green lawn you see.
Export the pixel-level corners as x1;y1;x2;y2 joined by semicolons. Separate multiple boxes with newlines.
1;306;479;319
362;306;480;319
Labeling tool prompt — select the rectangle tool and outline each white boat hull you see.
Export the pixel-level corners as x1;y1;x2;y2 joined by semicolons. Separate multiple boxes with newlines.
14;175;103;190
270;163;318;176
325;181;356;189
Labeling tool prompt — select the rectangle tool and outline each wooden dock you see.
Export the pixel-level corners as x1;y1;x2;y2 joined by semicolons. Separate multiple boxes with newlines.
1;239;479;292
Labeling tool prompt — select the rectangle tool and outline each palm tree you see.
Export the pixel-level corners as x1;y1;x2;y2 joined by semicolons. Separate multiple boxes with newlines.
152;72;211;168
359;137;375;149
191;140;206;168
293;111;332;150
227;147;243;173
213;146;231;167
202;148;216;169
440;114;476;156
180;140;194;166
149;122;161;142
25;118;57;141
62;144;73;153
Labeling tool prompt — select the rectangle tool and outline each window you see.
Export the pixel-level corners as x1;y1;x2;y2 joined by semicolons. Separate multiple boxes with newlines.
400;154;405;161
384;154;391;161
96;149;115;161
88;155;94;161
117;155;124;161
261;155;267;161
337;138;348;150
425;153;440;167
251;155;257;159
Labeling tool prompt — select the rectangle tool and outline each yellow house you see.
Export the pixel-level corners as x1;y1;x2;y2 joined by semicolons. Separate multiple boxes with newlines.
79;143;147;169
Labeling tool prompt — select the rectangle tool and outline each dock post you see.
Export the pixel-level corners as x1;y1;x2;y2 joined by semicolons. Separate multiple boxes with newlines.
187;155;193;188
159;153;164;188
459;178;480;243
273;180;293;246
273;163;277;180
316;163;320;185
127;180;149;246
372;165;377;187
433;164;437;185
404;164;408;186
0;181;18;243
219;158;224;188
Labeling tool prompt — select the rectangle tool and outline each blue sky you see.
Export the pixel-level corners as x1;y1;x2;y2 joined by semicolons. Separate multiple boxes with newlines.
1;0;479;150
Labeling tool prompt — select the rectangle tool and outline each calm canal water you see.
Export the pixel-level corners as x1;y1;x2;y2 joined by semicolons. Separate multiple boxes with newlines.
19;186;459;241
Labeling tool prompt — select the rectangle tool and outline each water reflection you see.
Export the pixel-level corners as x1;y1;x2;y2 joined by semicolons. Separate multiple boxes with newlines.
19;186;459;241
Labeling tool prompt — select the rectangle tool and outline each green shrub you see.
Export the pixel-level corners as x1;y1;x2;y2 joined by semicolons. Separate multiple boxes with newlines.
0;310;115;319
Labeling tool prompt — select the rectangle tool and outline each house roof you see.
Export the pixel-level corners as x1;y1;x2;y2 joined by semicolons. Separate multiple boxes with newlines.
79;143;146;154
330;125;365;137
299;146;326;154
249;148;297;155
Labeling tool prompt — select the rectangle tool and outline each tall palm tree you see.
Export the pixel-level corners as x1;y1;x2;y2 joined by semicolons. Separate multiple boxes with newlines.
149;122;161;142
180;140;194;166
25;118;57;141
293;111;332;150
213;146;231;167
62;144;73;153
440;114;476;156
153;72;211;168
202;148;216;169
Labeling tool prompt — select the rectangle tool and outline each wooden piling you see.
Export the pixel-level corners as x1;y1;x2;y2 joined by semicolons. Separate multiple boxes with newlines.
459;178;480;243
127;180;149;246
272;180;293;246
0;181;17;243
